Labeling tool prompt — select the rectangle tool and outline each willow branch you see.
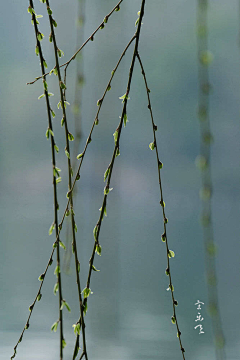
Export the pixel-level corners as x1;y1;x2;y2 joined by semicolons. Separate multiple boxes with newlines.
137;52;186;359
44;0;88;357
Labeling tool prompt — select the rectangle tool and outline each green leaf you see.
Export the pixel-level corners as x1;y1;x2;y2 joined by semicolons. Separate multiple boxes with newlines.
57;101;62;109
104;186;113;195
48;92;54;97
54;167;61;177
64;100;70;108
149;142;155;151
119;93;130;103
35;45;39;56
37;32;44;41
97;98;102;106
104;167;110;182
60;81;66;90
113;130;118;145
51;321;58;332
59;241;66;250
51;110;56;118
168;250;175;258
82;287;92;299
43;80;47;91
93;225;98;241
115;148;120;157
99;204;107;219
77;153;83;159
61;117;65;127
38;273;45;281
92;265;100;272
49;222;55;235
52;19;57;27
68;132;74;141
57;48;64;58
54;144;59;153
62;339;67;349
53;67;58;76
72;323;81;336
47;7;52;15
60;300;71;312
124;113;128;127
43;60;47;69
28;6;34;15
49;129;54;138
53;283;59;295
36;14;43;19
54;265;60;276
65;149;70;159
96;244;102;256
38;93;45;100
74;224;78;232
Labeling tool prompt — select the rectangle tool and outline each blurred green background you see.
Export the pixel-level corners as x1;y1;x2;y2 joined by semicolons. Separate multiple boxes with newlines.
1;0;240;359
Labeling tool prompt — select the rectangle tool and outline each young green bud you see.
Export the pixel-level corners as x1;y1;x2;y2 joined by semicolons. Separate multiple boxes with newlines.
38;273;45;281
96;244;102;256
149;142;155;150
82;287;92;299
165;267;170;276
174;300;178;306
52;18;57;27
68;132;74;141
171;316;176;324
168;250;175;258
161;233;166;242
100;23;104;29
49;33;53;42
158;161;163;169
35;45;39;56
47;6;52;15
37;293;42;301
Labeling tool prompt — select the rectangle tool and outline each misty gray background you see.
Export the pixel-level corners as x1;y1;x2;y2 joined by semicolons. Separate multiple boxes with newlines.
1;0;240;359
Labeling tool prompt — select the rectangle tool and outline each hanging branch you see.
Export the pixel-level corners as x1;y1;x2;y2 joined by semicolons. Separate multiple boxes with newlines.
196;1;226;358
42;0;88;357
11;1;65;359
71;2;147;358
27;0;124;86
136;52;186;359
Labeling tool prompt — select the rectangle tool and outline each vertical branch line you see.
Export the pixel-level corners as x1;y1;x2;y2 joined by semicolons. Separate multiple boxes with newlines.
72;0;147;356
136;53;186;359
196;1;226;358
43;1;88;358
28;1;65;360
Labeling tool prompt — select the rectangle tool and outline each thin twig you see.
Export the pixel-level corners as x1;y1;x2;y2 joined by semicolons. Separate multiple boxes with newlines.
44;0;88;357
137;52;186;359
11;1;64;359
26;0;124;86
75;0;147;352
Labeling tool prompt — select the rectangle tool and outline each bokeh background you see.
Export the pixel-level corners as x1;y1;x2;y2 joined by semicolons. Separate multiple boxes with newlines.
1;0;240;359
